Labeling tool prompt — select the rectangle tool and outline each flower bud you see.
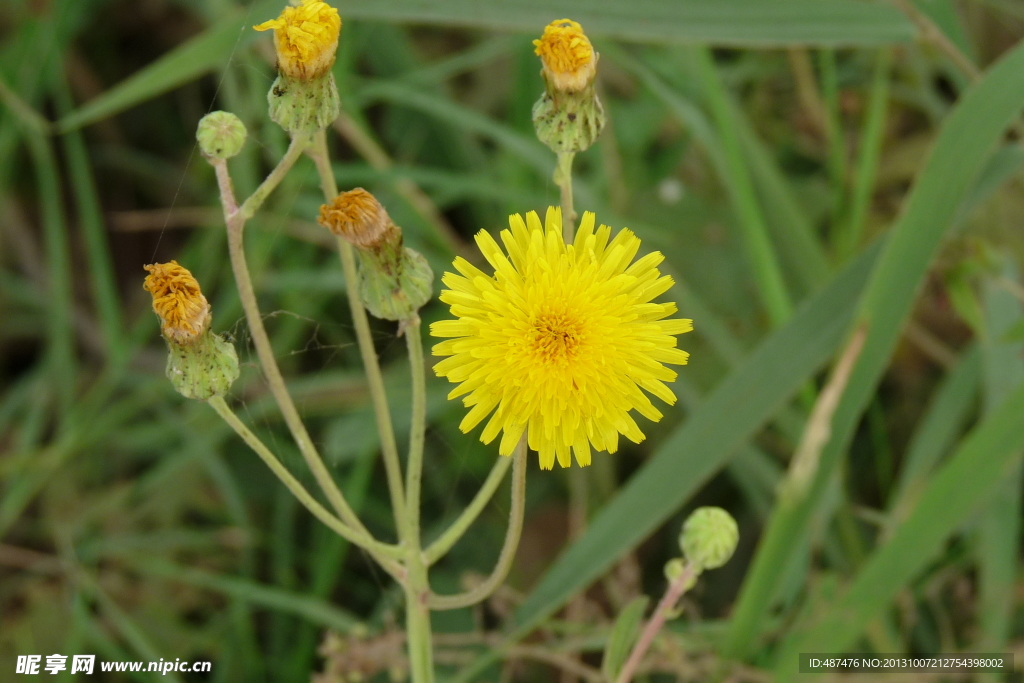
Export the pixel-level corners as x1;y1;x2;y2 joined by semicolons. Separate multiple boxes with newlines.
663;558;698;592
196;111;247;160
679;506;738;570
318;189;433;321
533;19;597;93
144;262;239;400
532;19;605;154
255;0;342;135
254;0;341;82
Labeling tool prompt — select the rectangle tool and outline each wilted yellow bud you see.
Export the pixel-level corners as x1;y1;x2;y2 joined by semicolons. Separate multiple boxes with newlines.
318;188;397;249
143;261;238;400
143;261;210;344
254;0;342;82
318;189;433;322
533;19;597;93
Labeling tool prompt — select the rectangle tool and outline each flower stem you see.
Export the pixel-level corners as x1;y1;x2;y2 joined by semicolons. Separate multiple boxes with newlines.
406;317;427;542
238;134;310;220
405;553;435;683
306;130;410;542
212;157;371;540
556;151;576;239
207;396;405;573
614;561;700;683
423;455;513;564
428;439;527;610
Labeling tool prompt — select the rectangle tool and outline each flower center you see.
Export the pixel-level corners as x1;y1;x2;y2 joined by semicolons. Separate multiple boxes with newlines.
528;310;584;365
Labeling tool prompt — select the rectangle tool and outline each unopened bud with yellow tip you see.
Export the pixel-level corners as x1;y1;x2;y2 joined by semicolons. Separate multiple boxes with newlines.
318;189;433;322
679;506;739;571
143;261;239;400
532;19;605;154
196;111;247;160
254;0;342;135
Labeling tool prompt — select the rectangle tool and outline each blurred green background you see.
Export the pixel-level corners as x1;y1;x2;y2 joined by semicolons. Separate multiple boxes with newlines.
3;0;1024;680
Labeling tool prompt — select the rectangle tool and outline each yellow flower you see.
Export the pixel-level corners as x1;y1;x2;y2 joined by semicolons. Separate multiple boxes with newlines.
532;19;597;92
143;261;211;345
254;0;342;81
431;209;692;470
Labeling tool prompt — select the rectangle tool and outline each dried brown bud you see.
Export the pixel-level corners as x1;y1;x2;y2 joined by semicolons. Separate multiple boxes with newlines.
317;189;433;321
318;188;398;249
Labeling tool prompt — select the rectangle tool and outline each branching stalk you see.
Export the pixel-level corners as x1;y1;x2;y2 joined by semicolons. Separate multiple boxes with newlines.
208;397;405;575
211;156;370;541
238;134;310;220
428;438;527;610
305;130;410;541
424;455;514;564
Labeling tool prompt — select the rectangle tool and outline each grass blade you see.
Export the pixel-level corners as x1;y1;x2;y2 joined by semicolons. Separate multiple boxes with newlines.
54;2;277;132
886;345;980;529
724;37;1024;660
334;0;914;47
693;47;792;326
775;377;1024;677
974;265;1024;656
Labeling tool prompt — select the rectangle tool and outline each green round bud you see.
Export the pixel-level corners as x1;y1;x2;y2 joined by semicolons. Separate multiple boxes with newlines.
679;507;738;570
663;558;685;582
197;111;247;159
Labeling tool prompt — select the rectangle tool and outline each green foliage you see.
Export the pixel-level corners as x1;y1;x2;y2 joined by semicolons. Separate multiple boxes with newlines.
601;596;649;682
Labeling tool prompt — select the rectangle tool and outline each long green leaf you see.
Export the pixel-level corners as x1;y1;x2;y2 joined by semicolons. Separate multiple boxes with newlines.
511;238;883;639
55;2;277;132
724;37;1024;660
334;0;914;47
134;559;358;634
885;345;979;528
775;378;1024;677
974;266;1024;654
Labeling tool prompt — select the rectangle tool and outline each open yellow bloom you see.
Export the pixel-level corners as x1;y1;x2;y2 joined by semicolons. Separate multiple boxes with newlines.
532;19;597;92
143;261;211;345
254;0;341;81
431;209;692;470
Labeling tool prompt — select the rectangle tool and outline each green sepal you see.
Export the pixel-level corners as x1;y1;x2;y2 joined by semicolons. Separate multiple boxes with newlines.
532;78;606;154
357;245;433;322
268;71;341;136
166;331;240;401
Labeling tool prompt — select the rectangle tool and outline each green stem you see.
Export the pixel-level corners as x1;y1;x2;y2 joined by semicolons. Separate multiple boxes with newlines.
212;157;371;541
424;455;513;564
556;151;576;239
694;47;793;328
405;552;435;683
406;318;427;542
207;397;405;572
428;439;527;610
614;561;701;683
306;130;410;542
238;134;310;221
